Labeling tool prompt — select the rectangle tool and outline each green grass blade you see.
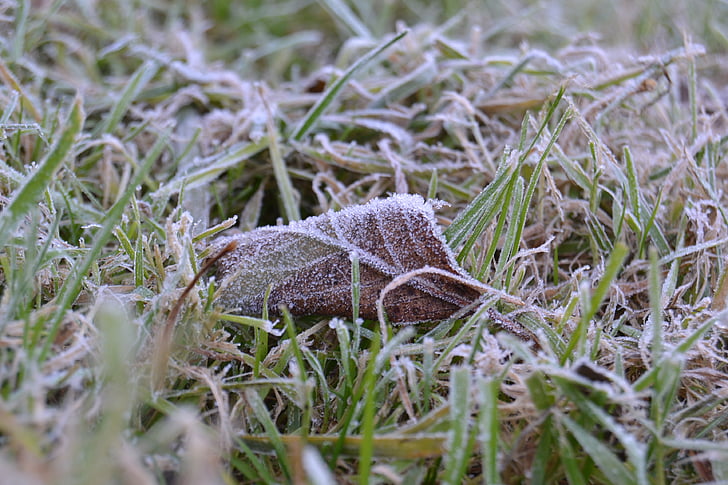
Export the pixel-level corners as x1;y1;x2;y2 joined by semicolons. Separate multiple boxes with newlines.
244;388;293;481
0;96;83;248
478;376;500;485
266;103;300;222
444;152;515;250
561;242;628;363
153;138;269;202
504;104;571;288
560;415;637;485
529;418;554;485
623;146;641;230
291;30;407;141
367;57;437;108
648;247;663;358
493;175;523;283
350;252;361;322
316;0;372;39
556;420;587;485
231;439;277;484
11;0;29;63
97;60;159;135
442;366;474;485
357;331;380;484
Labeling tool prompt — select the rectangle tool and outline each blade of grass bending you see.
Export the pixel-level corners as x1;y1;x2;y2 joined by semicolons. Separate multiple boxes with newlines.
176;138;268;191
518;86;566;163
581;399;649;485
37;133;166;361
357;331;380;485
433;303;492;371
553;374;648;484
446;87;566;255
0;60;42;123
0;96;83;248
633;310;720;393
291;30;407;141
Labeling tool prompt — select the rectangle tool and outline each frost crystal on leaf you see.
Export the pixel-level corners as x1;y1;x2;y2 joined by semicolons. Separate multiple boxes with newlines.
213;194;487;324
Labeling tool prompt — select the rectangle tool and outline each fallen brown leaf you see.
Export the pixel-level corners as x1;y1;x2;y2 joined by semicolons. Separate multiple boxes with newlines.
213;194;517;324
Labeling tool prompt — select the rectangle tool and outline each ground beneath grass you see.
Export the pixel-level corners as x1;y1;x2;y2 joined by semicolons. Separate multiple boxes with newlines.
1;1;728;484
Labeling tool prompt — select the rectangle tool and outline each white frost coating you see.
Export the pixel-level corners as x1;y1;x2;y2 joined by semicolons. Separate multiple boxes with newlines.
328;317;346;329
213;194;482;318
262;319;284;337
301;446;337;485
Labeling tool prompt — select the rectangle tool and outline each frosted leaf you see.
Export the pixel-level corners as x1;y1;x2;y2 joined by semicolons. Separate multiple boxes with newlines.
213;194;496;324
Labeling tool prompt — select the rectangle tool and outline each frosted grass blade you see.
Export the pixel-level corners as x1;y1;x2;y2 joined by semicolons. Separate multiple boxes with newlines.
97;60;159;135
442;366;473;485
316;0;372;39
291;30;407;141
0;96;83;248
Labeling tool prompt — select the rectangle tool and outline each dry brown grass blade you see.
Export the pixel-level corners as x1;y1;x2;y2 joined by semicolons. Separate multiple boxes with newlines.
151;239;239;390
